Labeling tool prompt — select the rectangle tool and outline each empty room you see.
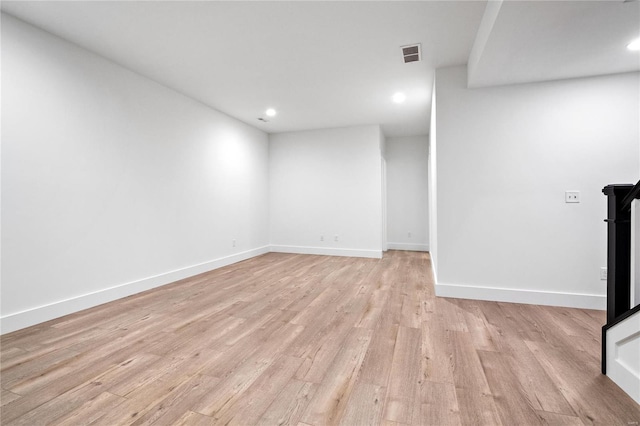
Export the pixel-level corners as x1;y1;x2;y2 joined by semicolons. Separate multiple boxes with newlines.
1;1;640;425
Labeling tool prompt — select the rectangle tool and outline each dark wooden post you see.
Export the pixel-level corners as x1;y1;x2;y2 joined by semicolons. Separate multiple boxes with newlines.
602;184;633;324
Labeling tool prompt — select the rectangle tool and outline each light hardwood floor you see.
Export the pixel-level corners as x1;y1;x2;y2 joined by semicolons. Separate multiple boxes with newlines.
1;251;639;425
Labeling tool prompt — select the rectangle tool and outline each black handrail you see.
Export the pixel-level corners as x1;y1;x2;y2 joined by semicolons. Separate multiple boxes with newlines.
601;179;640;374
621;179;640;212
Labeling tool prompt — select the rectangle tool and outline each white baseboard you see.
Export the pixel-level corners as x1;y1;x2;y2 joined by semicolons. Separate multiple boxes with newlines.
269;245;382;259
0;246;270;334
386;242;429;252
8;246;604;334
435;282;606;310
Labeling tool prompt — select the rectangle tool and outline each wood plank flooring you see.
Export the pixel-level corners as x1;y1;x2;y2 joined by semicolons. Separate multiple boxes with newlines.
1;251;639;425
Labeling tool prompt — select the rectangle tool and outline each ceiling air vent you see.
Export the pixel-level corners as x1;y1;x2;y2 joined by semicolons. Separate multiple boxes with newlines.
401;44;421;64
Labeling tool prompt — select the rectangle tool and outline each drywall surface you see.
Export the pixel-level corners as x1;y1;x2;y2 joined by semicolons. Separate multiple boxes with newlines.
434;66;639;309
380;132;388;252
269;125;383;258
429;85;438;279
1;14;269;332
386;136;429;251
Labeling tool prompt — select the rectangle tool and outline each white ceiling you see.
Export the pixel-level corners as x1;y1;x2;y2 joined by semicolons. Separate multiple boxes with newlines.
469;0;640;88
2;1;639;138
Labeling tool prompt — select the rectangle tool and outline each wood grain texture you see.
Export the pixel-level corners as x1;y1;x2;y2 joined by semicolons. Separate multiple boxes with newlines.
419;381;461;426
256;379;317;426
383;326;421;424
2;251;638;425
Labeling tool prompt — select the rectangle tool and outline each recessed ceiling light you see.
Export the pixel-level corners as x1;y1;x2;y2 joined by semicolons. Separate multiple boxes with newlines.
265;108;277;117
392;92;406;104
627;38;640;51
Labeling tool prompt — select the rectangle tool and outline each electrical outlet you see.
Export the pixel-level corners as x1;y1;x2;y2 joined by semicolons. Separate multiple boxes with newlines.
232;239;236;247
600;267;607;280
408;232;412;238
320;235;324;242
334;235;339;242
565;191;580;203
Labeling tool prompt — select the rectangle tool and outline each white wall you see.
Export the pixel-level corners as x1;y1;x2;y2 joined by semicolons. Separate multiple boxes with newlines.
269;125;383;258
1;14;270;333
380;132;388;252
386;136;429;251
434;66;640;309
429;84;438;280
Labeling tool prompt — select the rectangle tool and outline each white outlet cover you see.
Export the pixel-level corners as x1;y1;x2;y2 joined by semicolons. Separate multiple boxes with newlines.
565;191;580;203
